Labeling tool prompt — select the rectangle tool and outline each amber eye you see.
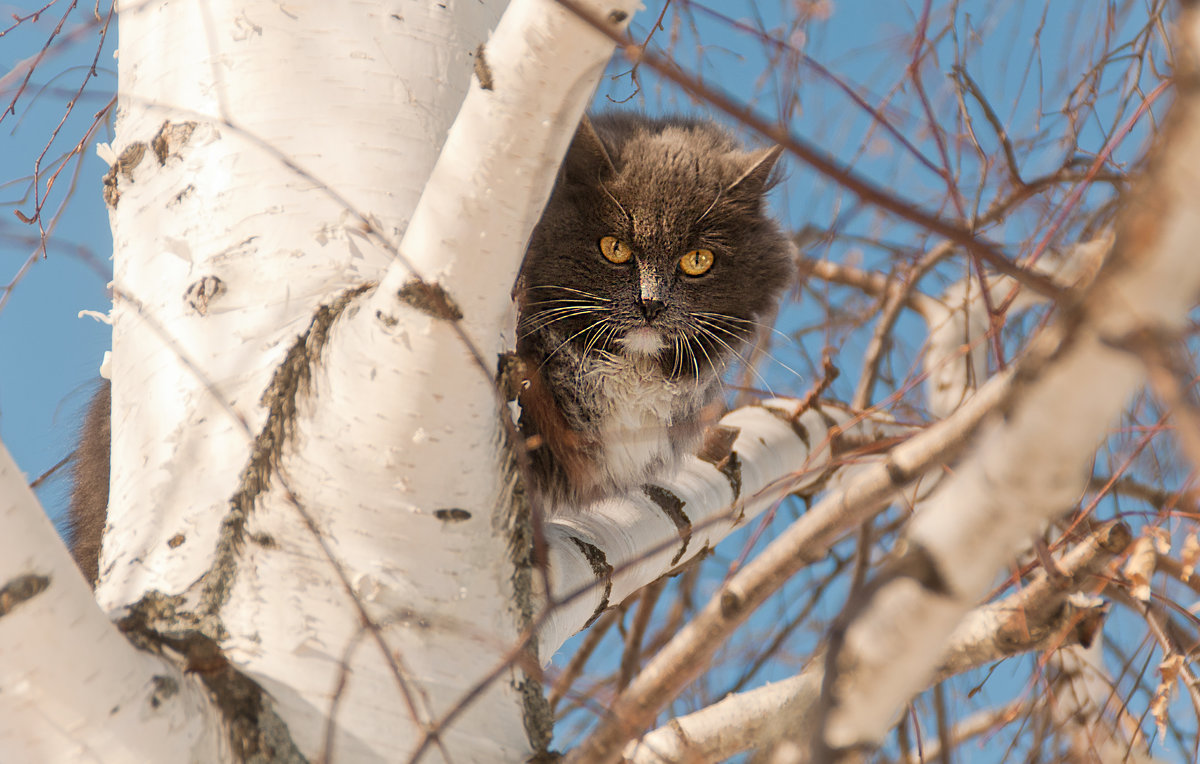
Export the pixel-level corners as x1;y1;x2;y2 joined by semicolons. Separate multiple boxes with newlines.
680;248;714;276
599;236;633;264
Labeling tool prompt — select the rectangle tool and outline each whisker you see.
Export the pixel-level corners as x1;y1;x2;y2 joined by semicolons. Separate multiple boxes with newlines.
693;310;794;345
694;314;806;384
691;315;754;345
518;308;606;339
538;319;608;370
524;285;613;302
599;322;623;360
691;330;719;380
522;305;605;320
523;298;609;308
598;181;631;221
692;319;775;396
578;318;613;367
686;329;700;380
523;305;605;319
694;188;723;225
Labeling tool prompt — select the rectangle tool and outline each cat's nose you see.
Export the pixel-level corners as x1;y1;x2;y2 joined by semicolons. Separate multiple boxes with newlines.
638;298;666;321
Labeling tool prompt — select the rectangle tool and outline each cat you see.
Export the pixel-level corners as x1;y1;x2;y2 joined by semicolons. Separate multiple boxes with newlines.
69;378;110;584
66;113;794;582
514;113;793;508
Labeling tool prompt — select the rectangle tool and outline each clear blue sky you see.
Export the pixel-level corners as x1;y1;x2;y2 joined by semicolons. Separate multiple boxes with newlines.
1;2;117;528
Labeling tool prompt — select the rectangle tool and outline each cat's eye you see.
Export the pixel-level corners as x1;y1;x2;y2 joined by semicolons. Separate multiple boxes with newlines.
680;249;715;276
599;236;633;264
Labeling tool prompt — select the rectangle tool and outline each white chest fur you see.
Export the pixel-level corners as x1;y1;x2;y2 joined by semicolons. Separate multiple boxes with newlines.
584;353;694;489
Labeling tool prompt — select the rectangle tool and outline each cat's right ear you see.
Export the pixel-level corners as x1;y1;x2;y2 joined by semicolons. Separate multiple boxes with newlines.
562;116;616;183
726;145;784;199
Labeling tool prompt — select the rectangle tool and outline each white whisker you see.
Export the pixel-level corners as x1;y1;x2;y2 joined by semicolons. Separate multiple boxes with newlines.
524;284;613;302
518;307;606;339
692;318;776;396
693;313;805;385
539;319;609;370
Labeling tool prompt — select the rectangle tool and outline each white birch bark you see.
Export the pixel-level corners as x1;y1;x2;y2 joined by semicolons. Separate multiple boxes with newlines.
12;0;1170;758
814;10;1200;756
0;441;222;762
102;0;505;606
538;400;911;653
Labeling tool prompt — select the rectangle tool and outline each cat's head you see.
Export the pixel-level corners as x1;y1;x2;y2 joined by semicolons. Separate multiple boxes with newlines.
517;113;794;378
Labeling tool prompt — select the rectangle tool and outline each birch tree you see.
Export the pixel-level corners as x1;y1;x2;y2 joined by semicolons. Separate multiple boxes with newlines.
3;1;1199;763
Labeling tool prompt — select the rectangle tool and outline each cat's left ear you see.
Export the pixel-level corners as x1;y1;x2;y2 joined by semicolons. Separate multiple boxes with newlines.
726;145;784;199
563;116;617;184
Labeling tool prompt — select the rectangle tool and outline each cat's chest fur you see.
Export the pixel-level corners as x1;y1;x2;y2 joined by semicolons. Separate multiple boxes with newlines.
582;352;706;491
522;339;717;505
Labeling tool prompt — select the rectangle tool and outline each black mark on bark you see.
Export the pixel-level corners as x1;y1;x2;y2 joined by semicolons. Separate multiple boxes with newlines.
398;279;464;321
643;484;692;565
570;537;612;626
0;574;50;617
474;43;494;90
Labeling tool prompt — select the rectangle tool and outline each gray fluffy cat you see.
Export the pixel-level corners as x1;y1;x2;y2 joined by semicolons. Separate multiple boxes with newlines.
514;113;793;507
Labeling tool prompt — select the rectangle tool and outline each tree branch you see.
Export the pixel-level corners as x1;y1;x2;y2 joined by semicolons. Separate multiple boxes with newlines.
811;9;1200;757
0;440;221;759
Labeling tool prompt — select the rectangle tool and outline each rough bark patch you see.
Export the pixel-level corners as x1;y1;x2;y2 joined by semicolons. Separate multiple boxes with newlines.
571;537;613;626
503;466;555;757
518;676;554;759
375;309;398;328
184;275;226;316
119;591;307;763
719;587;744;618
696;424;739;463
200;283;374;615
249;532;277;549
815;407;840;439
766;405;812;448
697;424;743;503
886;541;953;598
473;43;494;90
0;573;50;617
884;456;913;486
397;279;463;321
642;484;692;566
101;141;147;207
152;120;198;164
148;675;179;709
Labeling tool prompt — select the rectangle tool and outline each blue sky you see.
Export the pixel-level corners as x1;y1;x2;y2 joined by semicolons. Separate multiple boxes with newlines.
0;0;1187;760
1;2;116;527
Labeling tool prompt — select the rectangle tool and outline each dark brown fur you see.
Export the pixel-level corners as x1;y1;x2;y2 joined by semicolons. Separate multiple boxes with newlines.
515;113;793;507
69;379;110;584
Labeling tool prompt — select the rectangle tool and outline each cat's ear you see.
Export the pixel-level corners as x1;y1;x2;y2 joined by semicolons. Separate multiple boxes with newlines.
563;116;617;183
726;145;784;199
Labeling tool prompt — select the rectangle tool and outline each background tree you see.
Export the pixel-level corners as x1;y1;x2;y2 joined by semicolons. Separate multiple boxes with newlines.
2;1;1198;762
